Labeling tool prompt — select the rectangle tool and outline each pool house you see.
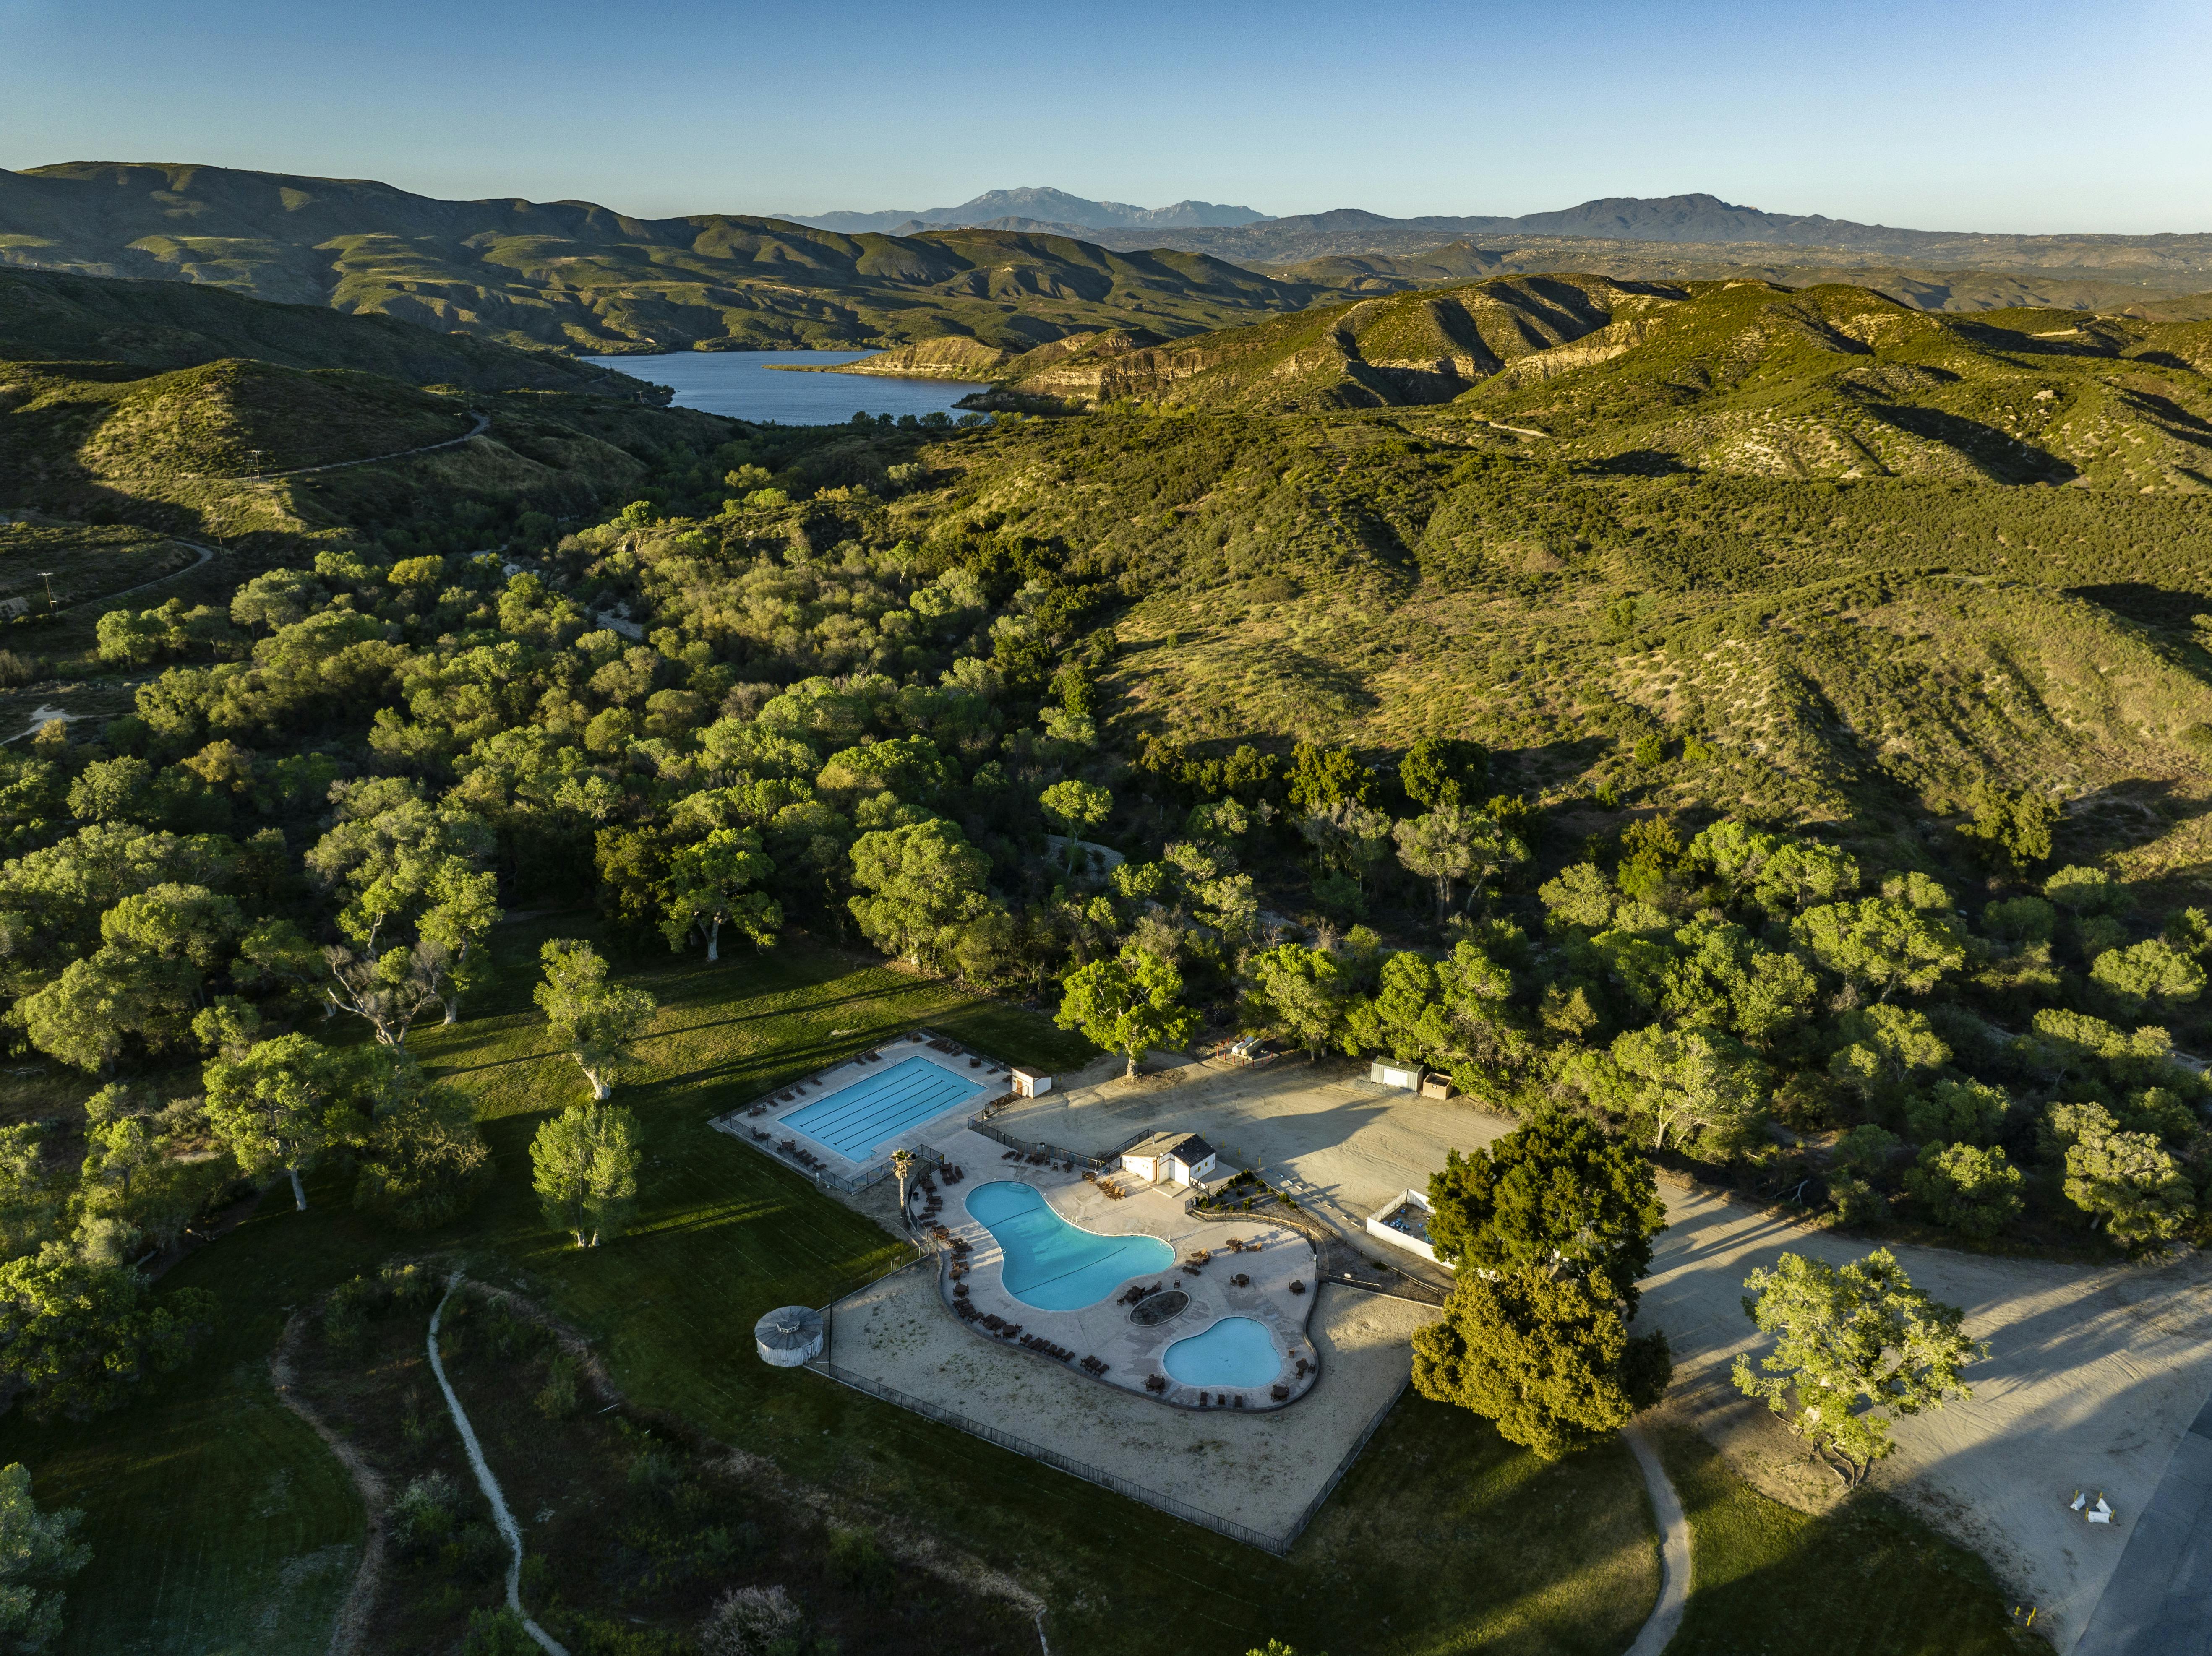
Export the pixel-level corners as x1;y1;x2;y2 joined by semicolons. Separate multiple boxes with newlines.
1118;1131;1218;1188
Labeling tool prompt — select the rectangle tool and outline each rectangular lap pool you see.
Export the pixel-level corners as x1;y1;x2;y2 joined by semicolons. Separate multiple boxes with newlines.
780;1055;991;1161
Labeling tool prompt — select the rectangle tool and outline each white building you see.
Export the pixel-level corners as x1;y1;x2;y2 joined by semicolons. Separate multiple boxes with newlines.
1119;1131;1218;1187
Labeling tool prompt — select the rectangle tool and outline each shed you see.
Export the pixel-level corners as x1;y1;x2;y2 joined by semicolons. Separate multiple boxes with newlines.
754;1304;824;1368
1120;1131;1218;1186
1368;1059;1421;1091
1009;1068;1051;1098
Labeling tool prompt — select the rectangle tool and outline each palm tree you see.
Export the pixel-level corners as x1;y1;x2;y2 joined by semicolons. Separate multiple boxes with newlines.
892;1148;917;1227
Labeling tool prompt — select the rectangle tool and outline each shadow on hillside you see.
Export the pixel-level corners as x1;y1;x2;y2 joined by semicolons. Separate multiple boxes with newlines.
1864;405;2079;484
2057;777;2212;857
2064;582;2212;632
1578;450;1694;478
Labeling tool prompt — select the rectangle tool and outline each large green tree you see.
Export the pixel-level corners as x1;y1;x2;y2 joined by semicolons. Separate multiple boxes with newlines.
1734;1249;1982;1488
1055;950;1198;1079
1412;1268;1671;1458
1610;1026;1764;1153
1426;1110;1667;1309
659;827;780;961
0;1245;216;1422
847;819;991;970
2063;1123;2197;1253
0;1461;89;1653
1038;779;1112;875
306;789;501;1040
534;940;657;1100
1248;943;1346;1062
530;1101;641;1248
202;1034;363;1210
1791;897;1964;1000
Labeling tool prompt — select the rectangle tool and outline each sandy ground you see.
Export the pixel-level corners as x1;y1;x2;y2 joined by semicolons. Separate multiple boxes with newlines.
991;1054;2212;1651
1644;1186;2212;1650
820;1263;1437;1547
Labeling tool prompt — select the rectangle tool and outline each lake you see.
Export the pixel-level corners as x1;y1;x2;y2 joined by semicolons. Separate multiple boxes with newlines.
580;350;991;425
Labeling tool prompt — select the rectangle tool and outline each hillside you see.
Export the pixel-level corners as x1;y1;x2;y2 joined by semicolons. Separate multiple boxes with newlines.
0;164;1327;353
1459;284;2212;488
793;187;1267;234
970;277;2212;488
0;264;656;395
1263;239;2210;315
978;276;1675;412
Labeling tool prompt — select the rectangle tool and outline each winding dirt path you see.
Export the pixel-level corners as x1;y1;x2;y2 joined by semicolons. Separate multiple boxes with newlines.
427;1273;569;1656
1621;1427;1690;1656
228;410;490;482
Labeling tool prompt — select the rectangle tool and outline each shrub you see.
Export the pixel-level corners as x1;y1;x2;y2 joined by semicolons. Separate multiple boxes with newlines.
1904;1142;2022;1239
699;1585;802;1656
461;1607;539;1656
389;1472;458;1554
826;1526;895;1600
536;1351;582;1419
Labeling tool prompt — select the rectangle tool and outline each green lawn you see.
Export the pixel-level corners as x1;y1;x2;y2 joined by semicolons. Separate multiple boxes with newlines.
9;922;1664;1656
1654;1426;2031;1656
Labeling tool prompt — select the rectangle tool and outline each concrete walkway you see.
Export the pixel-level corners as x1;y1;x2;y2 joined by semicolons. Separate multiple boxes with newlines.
1622;1427;1689;1656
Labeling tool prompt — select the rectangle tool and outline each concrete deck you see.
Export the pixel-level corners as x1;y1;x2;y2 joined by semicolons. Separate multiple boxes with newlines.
818;1263;1437;1548
910;1128;1319;1409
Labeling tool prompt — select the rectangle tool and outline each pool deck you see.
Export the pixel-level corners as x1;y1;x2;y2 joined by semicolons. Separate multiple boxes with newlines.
708;1030;1011;1183
911;1127;1320;1410
816;1265;1434;1549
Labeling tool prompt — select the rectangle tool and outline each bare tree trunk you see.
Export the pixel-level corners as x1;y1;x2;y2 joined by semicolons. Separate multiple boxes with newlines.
705;918;720;963
1125;1048;1139;1079
288;1164;307;1211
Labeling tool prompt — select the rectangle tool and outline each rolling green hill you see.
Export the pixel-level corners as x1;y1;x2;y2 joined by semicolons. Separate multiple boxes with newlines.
1260;238;2209;315
0;268;741;545
0;163;1330;353
978;276;1674;411
0;265;656;395
970;276;2212;489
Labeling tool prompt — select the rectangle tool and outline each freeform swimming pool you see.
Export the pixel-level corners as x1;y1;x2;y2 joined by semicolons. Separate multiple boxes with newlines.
780;1055;990;1161
965;1181;1175;1311
1162;1316;1283;1388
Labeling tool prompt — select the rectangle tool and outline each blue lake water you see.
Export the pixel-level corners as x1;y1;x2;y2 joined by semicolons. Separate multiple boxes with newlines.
582;350;992;425
965;1180;1175;1311
1162;1316;1283;1389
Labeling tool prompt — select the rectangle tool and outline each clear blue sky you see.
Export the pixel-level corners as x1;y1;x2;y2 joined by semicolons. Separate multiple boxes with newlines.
2;0;2207;233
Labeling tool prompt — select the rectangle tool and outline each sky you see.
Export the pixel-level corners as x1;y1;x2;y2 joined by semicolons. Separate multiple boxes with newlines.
2;0;2209;234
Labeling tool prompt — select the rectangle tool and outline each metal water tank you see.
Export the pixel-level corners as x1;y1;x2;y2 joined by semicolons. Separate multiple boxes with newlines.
754;1304;824;1367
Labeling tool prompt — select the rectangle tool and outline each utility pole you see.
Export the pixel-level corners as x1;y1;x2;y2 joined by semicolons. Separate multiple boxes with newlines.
37;573;54;613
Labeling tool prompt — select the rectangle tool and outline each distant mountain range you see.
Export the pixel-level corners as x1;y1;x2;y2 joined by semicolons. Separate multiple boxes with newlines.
791;187;1268;235
4;166;2207;362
